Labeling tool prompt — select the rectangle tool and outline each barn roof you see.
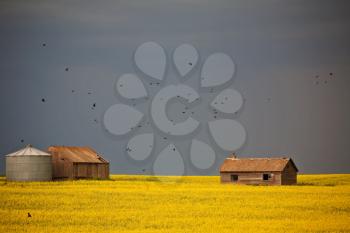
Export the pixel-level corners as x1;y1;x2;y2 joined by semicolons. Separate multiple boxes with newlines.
6;144;51;157
48;146;108;164
220;157;298;172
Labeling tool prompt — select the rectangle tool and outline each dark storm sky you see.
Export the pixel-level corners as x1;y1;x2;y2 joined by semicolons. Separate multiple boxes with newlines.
0;0;349;174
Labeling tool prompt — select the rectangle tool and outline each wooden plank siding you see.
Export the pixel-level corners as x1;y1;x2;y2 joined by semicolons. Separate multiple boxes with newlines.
220;172;282;185
71;163;109;179
281;161;297;185
98;164;109;179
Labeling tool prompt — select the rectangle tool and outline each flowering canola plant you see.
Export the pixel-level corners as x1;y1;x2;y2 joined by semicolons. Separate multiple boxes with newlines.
0;174;349;233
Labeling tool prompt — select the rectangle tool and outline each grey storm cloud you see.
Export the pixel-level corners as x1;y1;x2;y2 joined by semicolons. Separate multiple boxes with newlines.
0;0;350;175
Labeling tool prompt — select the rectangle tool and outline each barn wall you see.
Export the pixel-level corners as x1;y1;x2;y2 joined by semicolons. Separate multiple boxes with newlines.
75;163;87;178
220;172;281;185
281;161;297;185
73;163;109;179
97;163;109;179
51;152;73;179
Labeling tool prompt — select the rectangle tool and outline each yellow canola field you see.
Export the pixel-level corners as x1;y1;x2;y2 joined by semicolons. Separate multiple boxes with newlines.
0;174;349;233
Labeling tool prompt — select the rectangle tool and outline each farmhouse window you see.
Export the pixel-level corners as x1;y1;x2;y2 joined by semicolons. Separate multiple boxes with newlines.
231;174;238;182
263;174;271;180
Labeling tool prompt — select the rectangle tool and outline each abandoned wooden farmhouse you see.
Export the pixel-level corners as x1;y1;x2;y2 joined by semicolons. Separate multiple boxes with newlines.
220;156;298;185
48;146;109;180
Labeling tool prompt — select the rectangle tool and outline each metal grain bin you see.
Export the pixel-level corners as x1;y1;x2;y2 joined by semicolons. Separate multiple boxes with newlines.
6;144;52;181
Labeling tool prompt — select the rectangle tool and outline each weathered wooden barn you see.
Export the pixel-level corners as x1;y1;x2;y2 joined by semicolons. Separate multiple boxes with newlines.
48;146;109;180
220;155;298;185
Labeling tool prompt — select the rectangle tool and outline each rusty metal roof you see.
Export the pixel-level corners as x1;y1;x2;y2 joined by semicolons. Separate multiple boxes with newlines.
48;146;109;164
220;157;298;172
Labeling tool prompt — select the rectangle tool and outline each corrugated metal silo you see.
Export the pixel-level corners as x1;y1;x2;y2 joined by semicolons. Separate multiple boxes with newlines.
5;144;52;181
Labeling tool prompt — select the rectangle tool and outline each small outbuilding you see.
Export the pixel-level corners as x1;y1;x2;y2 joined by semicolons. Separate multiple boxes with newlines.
220;155;298;185
6;144;52;181
48;146;109;180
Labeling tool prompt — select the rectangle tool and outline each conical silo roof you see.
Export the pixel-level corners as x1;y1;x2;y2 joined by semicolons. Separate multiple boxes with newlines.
6;144;51;157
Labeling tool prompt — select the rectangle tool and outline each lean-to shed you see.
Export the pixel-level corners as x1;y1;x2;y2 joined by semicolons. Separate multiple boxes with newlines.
220;155;298;185
6;144;52;181
48;146;109;180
